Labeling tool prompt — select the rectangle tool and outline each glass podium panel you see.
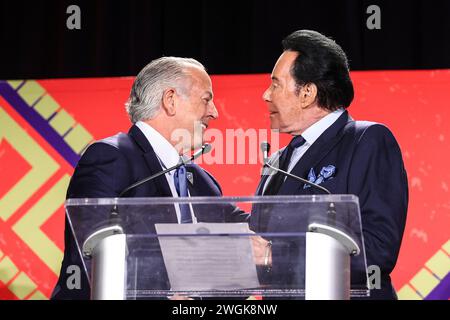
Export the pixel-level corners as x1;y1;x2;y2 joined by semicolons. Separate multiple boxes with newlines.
66;195;369;299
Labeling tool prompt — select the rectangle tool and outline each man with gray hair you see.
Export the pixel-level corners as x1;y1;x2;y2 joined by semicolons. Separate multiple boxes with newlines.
52;57;243;299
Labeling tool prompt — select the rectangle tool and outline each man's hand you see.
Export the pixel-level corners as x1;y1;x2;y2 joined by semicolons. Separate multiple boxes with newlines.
251;235;272;266
168;294;194;300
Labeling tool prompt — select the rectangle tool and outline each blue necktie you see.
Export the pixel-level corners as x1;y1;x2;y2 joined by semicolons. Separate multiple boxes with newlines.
174;165;192;223
264;135;306;195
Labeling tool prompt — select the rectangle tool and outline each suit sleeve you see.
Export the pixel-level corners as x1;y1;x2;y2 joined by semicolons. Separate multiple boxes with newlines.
348;124;408;276
52;142;129;299
202;168;250;223
202;169;223;195
67;142;130;198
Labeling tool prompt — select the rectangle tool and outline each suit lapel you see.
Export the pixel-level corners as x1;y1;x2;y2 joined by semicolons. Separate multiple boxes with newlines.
256;149;283;195
185;164;222;196
128;125;173;197
256;175;269;195
278;111;352;195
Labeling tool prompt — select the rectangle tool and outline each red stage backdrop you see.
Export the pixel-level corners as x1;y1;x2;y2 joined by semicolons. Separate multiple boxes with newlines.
0;70;449;299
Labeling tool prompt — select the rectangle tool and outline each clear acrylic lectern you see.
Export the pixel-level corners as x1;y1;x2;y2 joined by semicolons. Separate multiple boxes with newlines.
65;195;369;300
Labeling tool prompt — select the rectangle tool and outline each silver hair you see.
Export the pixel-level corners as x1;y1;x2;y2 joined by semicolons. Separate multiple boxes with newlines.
125;56;205;123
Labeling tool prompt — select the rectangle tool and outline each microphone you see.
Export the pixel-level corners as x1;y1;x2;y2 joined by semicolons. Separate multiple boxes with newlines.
260;141;336;227
259;141;331;195
261;141;270;165
109;143;212;219
190;143;212;164
118;143;212;198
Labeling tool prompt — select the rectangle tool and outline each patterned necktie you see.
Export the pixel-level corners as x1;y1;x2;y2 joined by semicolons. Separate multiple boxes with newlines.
263;135;306;195
174;165;192;223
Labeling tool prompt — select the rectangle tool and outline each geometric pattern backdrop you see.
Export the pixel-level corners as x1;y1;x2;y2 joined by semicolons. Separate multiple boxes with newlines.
0;70;449;299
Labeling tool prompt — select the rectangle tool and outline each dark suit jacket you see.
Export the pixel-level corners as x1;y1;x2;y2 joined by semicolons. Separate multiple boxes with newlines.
250;111;408;300
52;125;245;300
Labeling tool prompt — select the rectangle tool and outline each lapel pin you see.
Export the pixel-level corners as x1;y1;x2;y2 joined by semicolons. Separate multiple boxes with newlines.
186;172;194;185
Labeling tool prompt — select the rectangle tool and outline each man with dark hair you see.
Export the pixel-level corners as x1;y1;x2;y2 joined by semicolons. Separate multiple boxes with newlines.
250;30;408;299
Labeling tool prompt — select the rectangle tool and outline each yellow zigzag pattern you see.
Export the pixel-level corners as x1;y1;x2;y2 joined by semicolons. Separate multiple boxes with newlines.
0;80;94;299
0;107;59;222
9;80;94;154
0;249;46;299
397;239;450;299
12;174;70;276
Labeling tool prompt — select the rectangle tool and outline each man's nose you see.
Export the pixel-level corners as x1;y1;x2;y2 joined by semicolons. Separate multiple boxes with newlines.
209;101;219;119
262;87;271;102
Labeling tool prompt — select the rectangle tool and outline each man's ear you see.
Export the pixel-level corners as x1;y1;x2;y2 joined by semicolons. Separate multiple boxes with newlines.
299;83;318;108
161;88;177;116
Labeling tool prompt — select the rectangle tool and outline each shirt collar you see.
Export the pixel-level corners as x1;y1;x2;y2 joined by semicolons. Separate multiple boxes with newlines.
301;108;345;145
135;121;181;171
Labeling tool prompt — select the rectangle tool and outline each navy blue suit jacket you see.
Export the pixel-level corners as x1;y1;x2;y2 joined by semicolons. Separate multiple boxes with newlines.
52;125;245;300
250;111;408;300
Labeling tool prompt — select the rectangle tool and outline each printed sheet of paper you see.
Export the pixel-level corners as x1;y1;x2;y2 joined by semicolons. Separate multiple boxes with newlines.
155;222;260;291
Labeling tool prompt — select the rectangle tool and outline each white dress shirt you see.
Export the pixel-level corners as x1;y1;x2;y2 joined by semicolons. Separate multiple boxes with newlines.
263;108;345;193
135;121;197;223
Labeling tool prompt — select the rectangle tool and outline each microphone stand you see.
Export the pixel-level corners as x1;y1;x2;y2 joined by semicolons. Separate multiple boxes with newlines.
111;143;211;217
261;142;336;217
263;162;331;195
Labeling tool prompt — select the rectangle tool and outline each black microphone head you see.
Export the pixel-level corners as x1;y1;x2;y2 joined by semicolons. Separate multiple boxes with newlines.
189;143;212;163
260;141;271;153
260;141;271;165
202;143;212;154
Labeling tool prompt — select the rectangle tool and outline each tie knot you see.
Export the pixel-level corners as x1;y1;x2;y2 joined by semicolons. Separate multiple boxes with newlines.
288;135;306;149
